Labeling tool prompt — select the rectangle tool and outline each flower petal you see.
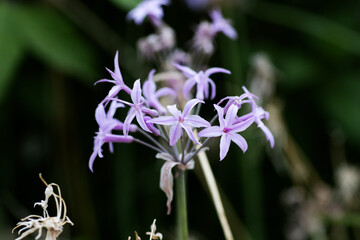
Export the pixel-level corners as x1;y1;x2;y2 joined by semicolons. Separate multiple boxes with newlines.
184;115;210;127
197;126;223;137
148;116;177;125
258;123;275;148
169;123;182;146
173;63;196;77
219;134;231;161
228;132;248;153
183;99;203;117
131;79;142;104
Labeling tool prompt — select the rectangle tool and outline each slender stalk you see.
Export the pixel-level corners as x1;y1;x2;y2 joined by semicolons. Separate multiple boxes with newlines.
133;138;163;153
176;170;189;240
198;150;234;240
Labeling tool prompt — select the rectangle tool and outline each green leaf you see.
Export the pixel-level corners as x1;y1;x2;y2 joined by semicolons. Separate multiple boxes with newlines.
13;5;98;81
109;0;141;11
0;4;25;103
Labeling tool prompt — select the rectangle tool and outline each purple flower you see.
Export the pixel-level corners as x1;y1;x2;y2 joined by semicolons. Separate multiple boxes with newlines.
95;51;132;100
143;69;176;114
149;99;210;146
89;102;135;172
210;9;238;39
198;104;253;160
127;0;170;26
110;80;159;135
173;63;230;100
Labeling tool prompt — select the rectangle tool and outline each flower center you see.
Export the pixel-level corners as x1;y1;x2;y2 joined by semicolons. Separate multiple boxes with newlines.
223;127;230;133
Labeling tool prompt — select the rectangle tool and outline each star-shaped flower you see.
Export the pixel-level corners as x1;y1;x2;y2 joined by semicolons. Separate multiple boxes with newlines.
198;104;253;160
127;0;170;26
89;101;136;172
143;69;176;114
110;79;159;135
210;9;238;40
173;63;230;100
95;51;132;100
149;99;210;146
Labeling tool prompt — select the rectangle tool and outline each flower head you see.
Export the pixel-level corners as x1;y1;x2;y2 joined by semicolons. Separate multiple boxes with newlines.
127;0;170;26
149;99;210;146
174;63;230;100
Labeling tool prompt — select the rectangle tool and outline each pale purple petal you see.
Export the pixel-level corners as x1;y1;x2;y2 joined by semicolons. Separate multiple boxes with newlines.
160;161;179;215
197;126;223;137
103;134;134;143
173;63;197;78
205;67;231;76
155;87;176;98
258;123;275;148
167;104;181;118
184;115;210;127
219;134;231;161
95;104;106;125
123;108;137;135
144;116;161;135
183;78;196;98
230;118;254;133
89;150;99;172
213;104;225;128
183;99;203;117
208;78;216;100
228;132;248;153
113;122;138;132
131;79;142;104
135;110;151;132
182;124;200;145
169;123;182;146
107;100;124;119
149;116;177;125
224;104;238;126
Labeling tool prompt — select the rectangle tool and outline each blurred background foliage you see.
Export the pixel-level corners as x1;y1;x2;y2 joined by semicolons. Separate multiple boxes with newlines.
1;0;360;239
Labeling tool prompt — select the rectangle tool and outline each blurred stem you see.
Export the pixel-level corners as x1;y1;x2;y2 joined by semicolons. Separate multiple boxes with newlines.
197;150;234;240
176;170;189;240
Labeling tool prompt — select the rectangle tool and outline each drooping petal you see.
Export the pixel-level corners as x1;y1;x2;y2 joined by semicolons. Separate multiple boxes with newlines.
89;150;99;172
219;134;231;161
205;67;231;76
258;123;275;148
228;132;248;153
103;134;134;143
173;63;197;78
159;161;179;215
169;123;182;146
197;126;223;137
208;78;216;100
183;78;196;98
144;116;161;136
155;87;176;98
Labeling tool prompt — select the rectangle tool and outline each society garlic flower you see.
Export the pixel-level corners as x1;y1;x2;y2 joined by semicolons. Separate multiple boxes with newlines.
12;174;73;240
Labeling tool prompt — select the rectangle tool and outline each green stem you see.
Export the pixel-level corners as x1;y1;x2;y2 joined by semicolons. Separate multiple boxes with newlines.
176;170;189;240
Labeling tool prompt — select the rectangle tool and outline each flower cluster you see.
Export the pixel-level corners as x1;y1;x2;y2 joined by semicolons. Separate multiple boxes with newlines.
89;0;274;214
